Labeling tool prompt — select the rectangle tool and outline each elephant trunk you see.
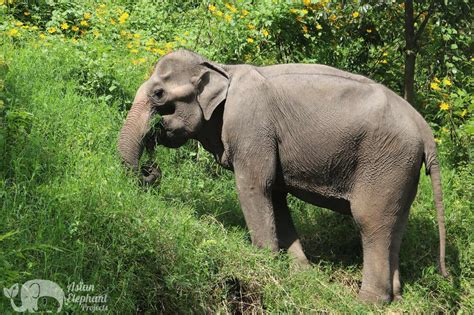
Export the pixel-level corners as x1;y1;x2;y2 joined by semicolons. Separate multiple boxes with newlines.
9;299;26;313
118;82;161;185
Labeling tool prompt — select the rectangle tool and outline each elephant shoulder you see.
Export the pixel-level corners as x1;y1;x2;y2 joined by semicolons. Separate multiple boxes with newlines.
226;65;275;110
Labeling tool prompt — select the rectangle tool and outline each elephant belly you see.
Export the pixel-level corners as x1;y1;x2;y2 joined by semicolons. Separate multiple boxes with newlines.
287;186;352;215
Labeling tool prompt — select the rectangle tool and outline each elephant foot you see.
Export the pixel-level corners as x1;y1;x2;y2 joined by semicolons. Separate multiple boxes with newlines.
358;289;391;304
392;294;403;302
289;255;311;271
287;239;310;270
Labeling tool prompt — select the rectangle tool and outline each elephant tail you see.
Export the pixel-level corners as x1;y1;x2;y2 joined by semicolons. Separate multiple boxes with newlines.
424;142;449;278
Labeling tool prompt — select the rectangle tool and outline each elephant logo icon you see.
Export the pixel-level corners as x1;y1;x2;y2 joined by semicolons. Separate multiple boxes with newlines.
3;279;64;313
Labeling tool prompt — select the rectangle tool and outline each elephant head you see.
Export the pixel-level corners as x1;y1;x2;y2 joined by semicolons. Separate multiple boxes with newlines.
118;50;229;184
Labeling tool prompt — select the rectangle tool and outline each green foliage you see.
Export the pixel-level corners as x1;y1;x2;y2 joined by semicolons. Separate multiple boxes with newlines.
0;0;472;313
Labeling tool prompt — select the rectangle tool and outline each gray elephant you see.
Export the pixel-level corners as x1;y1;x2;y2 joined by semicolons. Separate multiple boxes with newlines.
3;279;64;312
118;50;448;303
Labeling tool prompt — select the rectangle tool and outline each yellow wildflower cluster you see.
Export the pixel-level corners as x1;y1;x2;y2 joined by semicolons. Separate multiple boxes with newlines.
431;77;453;92
209;3;248;23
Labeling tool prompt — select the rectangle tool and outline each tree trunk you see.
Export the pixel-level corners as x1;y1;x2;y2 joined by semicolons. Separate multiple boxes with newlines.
404;0;416;106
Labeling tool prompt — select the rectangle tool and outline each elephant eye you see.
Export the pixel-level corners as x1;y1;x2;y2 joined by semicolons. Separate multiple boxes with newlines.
154;89;164;99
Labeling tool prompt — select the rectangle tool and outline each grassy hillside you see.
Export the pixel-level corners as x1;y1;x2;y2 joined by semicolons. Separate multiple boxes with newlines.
1;1;472;313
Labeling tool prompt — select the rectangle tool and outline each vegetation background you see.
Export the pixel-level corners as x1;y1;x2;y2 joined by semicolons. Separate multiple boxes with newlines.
0;0;472;313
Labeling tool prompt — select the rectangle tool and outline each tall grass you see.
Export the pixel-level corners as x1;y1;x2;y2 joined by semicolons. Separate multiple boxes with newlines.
0;36;472;313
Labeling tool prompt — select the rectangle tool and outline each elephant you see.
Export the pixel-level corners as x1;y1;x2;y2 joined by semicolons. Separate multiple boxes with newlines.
117;49;448;303
3;279;64;312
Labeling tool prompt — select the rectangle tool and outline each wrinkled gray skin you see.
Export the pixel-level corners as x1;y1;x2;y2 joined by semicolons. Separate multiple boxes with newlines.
118;50;448;303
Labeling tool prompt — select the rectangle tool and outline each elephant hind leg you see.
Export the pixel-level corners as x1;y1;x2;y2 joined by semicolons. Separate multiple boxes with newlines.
390;207;410;301
350;192;411;303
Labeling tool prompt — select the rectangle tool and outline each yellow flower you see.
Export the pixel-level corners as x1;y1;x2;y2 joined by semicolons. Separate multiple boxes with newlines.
119;12;129;24
434;77;440;83
80;20;89;26
15;21;23;26
290;8;298;14
99;4;106;9
208;4;216;12
430;82;441;91
138;57;146;63
93;30;100;38
133;33;141;39
439;102;450;111
381;59;388;64
152;48;166;56
303;0;311;6
147;38;156;46
21;25;29;29
383;52;388;56
352;12;359;18
72;26;79;32
61;22;69;30
329;14;337;22
39;33;46;39
132;59;140;65
247;37;254;43
224;14;232;23
443;78;452;86
441;126;449;133
84;12;92;19
247;23;255;30
225;3;237;13
120;30;128;37
316;23;322;30
301;9;308;15
48;27;57;34
8;28;19;36
262;29;269;37
165;42;174;50
130;49;139;54
24;11;30;16
366;28;372;33
215;10;223;17
241;9;249;16
71;38;78;44
460;109;467;117
434;138;442;144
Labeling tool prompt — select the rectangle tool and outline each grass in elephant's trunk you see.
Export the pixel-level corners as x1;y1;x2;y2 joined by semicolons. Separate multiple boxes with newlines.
139;113;163;187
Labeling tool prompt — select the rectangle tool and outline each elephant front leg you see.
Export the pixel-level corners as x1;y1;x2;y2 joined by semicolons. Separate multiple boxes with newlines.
234;159;279;251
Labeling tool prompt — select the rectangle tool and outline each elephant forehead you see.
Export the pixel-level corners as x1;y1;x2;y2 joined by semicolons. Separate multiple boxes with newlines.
155;53;201;80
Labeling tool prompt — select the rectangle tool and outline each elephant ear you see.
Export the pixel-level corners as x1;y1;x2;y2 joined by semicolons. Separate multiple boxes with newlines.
29;283;40;298
194;62;229;120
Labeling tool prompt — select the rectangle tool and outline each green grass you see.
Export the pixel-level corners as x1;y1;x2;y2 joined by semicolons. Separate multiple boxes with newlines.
0;36;473;313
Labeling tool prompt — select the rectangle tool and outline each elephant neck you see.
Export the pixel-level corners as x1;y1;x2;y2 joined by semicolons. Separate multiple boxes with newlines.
195;105;226;166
